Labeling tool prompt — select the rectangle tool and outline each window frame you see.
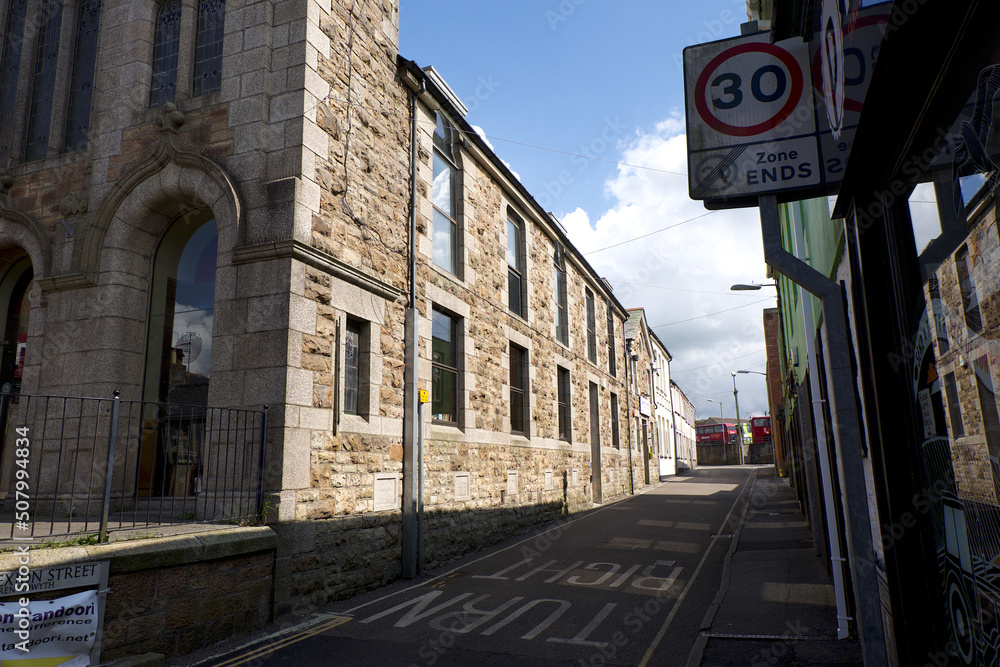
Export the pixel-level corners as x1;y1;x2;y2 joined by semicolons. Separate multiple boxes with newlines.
431;112;460;276
192;0;224;97
585;288;597;363
150;0;182;107
23;0;64;161
0;0;29;166
610;392;620;449
557;366;571;442
343;317;365;417
431;307;460;426
554;243;568;346
507;210;526;319
63;0;102;152
509;342;528;436
607;303;616;376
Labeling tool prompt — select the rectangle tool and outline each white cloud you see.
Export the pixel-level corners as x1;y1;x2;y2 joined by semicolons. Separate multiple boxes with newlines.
473;124;520;180
558;118;774;419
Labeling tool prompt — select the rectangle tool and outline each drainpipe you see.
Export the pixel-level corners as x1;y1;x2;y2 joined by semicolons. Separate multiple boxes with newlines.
401;79;425;579
759;196;886;663
624;339;634;494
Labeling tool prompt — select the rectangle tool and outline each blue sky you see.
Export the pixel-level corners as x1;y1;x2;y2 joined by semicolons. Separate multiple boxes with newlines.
400;0;774;419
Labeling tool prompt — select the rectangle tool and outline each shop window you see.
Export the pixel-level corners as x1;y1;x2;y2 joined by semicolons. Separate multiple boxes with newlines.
585;288;596;363
432;308;459;424
432;112;459;275
23;1;63;161
0;0;27;165
507;211;525;318
557;366;571;441
64;0;102;151
192;0;224;96
143;208;217;406
509;343;527;435
554;243;568;345
150;0;182;106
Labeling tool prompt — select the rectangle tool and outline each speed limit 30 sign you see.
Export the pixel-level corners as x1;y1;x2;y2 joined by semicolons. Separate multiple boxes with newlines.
684;32;820;203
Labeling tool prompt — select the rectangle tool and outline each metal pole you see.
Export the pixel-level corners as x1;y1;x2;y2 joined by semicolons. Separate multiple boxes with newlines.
417;401;424;575
760;195;885;662
99;391;121;544
255;405;268;519
732;373;744;465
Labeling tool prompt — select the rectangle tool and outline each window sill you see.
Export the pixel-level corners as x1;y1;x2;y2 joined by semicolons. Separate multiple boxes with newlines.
428;262;467;289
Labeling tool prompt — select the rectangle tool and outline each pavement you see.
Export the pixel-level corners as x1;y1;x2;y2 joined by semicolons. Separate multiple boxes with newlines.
687;466;864;666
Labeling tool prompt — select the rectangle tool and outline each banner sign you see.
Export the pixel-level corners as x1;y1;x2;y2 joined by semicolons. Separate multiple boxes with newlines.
0;589;99;665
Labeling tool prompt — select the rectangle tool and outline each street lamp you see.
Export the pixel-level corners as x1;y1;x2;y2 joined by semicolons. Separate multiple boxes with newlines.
706;398;723;423
730;282;777;291
730;373;744;465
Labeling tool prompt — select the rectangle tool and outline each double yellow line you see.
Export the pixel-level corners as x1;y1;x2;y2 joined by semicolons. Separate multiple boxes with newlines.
208;615;353;667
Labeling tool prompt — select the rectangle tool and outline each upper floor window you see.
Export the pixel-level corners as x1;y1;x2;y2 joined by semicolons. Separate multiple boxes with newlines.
956;245;982;333
554;243;568;345
507;211;525;318
150;0;182;106
607;303;616;376
23;1;64;161
432;308;459;424
0;0;28;165
192;0;225;96
610;393;620;449
64;1;102;152
432;112;459;275
585;288;597;363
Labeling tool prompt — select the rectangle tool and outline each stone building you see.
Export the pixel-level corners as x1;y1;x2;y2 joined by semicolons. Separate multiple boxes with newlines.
671;380;696;471
0;0;647;625
624;308;656;484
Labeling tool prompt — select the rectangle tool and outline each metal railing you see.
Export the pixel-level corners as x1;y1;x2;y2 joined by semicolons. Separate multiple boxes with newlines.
0;392;267;542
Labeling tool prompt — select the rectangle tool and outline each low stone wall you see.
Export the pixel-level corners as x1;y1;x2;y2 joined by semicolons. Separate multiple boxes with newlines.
696;443;741;466
0;527;276;663
746;443;775;464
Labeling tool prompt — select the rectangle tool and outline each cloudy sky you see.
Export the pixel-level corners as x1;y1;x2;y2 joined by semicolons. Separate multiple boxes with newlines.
400;0;775;418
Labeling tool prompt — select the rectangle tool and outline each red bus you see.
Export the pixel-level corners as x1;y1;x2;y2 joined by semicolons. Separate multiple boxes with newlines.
750;416;772;445
696;422;738;445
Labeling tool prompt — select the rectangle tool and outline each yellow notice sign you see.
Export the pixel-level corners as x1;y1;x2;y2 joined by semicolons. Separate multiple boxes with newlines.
419;390;429;404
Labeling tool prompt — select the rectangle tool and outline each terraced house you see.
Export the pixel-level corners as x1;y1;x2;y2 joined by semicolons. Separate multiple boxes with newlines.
0;0;655;657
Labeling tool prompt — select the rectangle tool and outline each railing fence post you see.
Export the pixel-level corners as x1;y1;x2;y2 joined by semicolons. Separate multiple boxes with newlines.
100;391;121;543
255;405;268;519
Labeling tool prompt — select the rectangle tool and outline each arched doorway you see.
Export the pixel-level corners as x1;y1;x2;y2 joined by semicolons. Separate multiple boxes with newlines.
0;257;33;497
138;208;217;497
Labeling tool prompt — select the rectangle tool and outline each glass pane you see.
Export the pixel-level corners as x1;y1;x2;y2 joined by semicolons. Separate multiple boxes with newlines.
0;0;28;166
432;310;453;367
23;1;63;161
432;208;455;275
150;0;181;106
193;0;224;96
344;320;360;415
433;112;453;159
64;0;101;151
432;367;456;422
508;269;522;317
144;210;217;406
432;153;454;217
507;219;520;271
511;388;524;433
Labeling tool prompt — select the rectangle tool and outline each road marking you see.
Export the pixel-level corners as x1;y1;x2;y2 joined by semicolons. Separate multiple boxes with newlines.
638;471;756;667
546;603;618;648
205;615;352;667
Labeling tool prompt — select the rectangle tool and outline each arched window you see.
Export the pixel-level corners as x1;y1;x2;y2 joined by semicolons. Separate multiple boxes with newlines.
150;0;182;106
0;0;28;165
192;0;224;96
143;208;217;406
64;0;102;151
23;1;64;161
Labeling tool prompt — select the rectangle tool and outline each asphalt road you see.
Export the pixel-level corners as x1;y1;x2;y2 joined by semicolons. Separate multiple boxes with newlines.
187;466;756;667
